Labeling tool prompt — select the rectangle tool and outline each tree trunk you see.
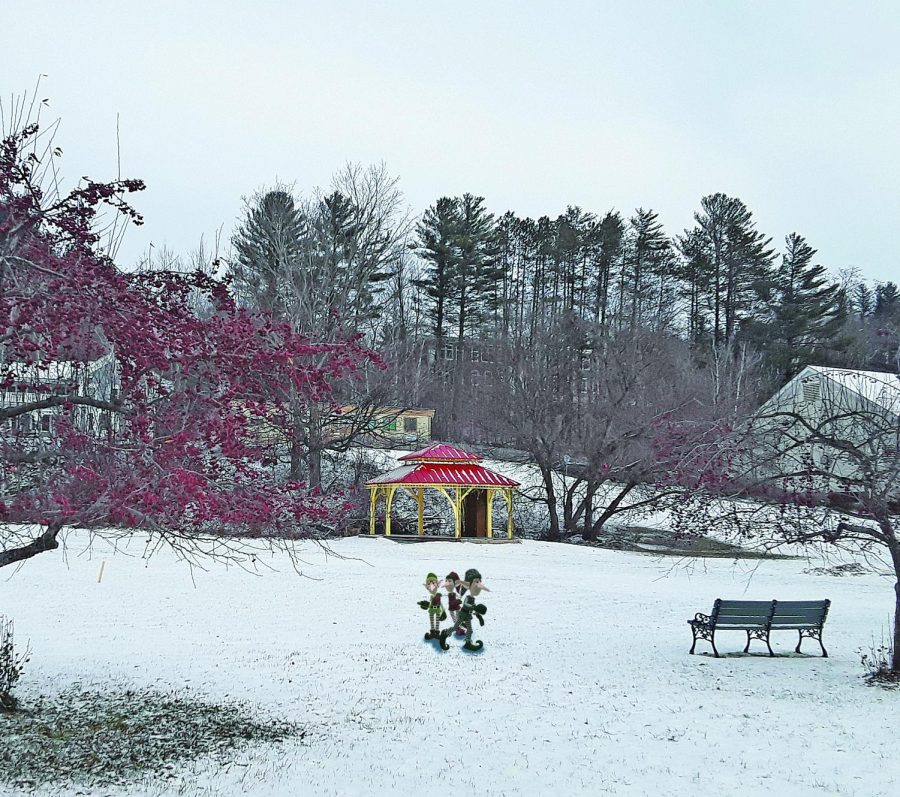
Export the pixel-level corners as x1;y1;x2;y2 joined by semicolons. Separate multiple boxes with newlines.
582;482;597;541
0;523;62;569
309;448;322;490
590;482;637;538
540;464;560;541
886;529;900;671
894;579;900;672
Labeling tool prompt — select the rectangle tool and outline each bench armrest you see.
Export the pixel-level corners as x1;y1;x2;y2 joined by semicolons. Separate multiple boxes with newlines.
689;612;711;627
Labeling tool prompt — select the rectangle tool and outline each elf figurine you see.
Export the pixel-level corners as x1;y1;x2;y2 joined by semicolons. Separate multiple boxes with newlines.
444;571;466;637
440;568;489;652
418;572;446;640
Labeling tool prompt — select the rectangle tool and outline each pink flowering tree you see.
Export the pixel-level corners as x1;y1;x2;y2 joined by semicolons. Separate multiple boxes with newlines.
0;120;376;569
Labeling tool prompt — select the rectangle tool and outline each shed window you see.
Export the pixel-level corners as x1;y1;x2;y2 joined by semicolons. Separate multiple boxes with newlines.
404;417;418;433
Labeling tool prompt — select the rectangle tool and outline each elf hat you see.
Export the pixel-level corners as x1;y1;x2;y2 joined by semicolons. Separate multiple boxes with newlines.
464;568;481;582
426;572;438;582
445;571;460;581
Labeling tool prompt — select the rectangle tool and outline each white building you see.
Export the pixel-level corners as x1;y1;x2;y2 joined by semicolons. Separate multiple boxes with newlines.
752;366;900;493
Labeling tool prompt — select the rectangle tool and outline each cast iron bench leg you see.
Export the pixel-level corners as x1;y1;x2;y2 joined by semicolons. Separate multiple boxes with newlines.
796;629;828;657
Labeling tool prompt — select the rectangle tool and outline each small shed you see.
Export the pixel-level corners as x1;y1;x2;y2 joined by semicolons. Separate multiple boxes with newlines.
366;444;520;538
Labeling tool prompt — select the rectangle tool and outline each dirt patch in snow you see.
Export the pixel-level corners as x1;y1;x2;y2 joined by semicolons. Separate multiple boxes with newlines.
575;526;796;559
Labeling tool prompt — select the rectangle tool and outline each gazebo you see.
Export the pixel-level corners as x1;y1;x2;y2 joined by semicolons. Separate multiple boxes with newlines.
366;444;520;538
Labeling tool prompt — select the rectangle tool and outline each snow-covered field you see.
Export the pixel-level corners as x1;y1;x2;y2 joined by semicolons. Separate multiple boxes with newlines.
2;533;898;796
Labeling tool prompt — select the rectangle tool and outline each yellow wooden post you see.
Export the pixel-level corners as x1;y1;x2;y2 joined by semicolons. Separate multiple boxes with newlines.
506;489;514;538
455;486;461;538
369;487;377;535
486;488;493;539
417;487;424;536
385;485;397;536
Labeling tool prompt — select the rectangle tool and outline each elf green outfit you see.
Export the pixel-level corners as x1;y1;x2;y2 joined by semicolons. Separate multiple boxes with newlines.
439;568;486;651
418;572;446;640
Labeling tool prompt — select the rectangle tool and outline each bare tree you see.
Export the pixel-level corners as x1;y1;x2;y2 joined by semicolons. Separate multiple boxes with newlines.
695;368;900;671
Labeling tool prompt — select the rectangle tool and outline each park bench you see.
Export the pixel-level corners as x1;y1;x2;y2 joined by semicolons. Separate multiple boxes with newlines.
688;599;831;658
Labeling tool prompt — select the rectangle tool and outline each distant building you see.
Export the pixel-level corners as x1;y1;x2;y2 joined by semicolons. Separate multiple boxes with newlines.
345;407;435;447
0;352;120;441
752;365;900;491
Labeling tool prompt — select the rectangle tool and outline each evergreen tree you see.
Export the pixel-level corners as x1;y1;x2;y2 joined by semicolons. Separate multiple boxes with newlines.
676;227;714;345
764;233;843;376
591;210;624;334
853;282;874;317
687;193;775;344
621;208;674;331
452;193;501;341
413;197;461;341
230;188;306;320
874;281;900;320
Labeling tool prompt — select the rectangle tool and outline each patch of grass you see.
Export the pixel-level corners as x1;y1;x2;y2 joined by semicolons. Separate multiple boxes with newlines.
0;687;303;792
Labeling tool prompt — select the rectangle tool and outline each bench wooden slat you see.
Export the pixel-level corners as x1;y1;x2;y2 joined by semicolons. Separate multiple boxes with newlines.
716;601;773;610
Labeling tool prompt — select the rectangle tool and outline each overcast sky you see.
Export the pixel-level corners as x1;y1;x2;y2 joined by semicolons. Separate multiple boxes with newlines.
3;1;899;282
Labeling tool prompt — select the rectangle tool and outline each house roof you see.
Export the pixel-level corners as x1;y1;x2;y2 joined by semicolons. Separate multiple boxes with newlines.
806;366;900;415
367;444;519;488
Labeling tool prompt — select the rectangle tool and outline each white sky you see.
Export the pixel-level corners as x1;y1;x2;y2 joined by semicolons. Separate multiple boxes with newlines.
3;1;899;283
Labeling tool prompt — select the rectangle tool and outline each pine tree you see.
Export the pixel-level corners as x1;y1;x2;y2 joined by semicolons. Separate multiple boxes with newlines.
413;197;461;341
764;233;843;376
874;281;900;321
453;193;501;341
853;282;874;317
686;193;775;344
621;208;673;331
591;210;624;334
230;188;306;320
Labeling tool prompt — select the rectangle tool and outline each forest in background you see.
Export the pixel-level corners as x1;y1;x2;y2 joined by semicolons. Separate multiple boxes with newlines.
198;164;898;448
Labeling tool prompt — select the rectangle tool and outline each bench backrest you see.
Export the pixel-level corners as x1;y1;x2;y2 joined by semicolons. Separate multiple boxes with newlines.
710;599;774;628
770;599;830;628
709;598;830;629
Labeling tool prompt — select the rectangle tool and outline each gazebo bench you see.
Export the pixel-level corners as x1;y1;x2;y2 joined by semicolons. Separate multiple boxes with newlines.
688;599;831;658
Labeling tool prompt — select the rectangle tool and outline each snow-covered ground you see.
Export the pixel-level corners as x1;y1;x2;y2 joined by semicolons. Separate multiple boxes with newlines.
2;533;898;796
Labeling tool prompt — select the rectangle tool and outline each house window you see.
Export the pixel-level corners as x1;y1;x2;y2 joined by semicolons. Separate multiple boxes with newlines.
404;417;418;434
40;414;52;432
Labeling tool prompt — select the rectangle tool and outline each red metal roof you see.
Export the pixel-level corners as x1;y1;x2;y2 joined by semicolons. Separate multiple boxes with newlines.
367;462;519;488
398;443;483;463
